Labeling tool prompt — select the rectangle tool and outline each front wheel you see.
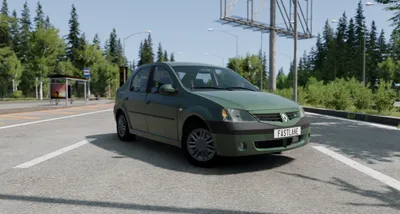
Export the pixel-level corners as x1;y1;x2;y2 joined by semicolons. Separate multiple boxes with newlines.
117;112;135;141
183;126;218;167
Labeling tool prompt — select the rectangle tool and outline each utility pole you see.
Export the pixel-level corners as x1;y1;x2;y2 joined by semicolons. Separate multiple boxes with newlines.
293;0;298;102
269;0;276;92
260;32;263;90
363;25;366;86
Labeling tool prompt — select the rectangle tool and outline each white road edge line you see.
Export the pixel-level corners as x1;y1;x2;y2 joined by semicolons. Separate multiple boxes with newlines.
14;138;97;169
0;109;113;130
306;112;399;130
312;146;400;191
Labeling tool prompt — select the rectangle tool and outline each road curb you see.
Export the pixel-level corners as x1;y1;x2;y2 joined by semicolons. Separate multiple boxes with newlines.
304;107;400;128
0;101;115;115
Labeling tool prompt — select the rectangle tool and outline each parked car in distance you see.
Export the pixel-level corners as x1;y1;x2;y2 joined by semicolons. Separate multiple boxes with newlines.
114;62;311;167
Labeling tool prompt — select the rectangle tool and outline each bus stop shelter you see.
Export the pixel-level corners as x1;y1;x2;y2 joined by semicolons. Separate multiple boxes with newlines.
47;75;89;106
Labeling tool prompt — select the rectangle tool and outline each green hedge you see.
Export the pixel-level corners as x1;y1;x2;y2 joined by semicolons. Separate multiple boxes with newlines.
271;77;398;116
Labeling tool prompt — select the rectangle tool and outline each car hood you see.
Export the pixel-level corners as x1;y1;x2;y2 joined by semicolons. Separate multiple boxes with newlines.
192;90;300;112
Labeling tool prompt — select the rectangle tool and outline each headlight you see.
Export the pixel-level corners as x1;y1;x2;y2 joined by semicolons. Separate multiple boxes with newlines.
222;109;256;122
299;106;305;118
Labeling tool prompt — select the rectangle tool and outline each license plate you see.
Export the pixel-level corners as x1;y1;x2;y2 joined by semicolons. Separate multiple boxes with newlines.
274;127;301;139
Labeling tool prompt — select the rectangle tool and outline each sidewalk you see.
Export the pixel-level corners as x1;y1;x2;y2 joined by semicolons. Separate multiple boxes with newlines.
0;99;114;115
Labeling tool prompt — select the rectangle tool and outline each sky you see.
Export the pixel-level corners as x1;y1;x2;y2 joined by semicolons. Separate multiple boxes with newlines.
6;0;395;74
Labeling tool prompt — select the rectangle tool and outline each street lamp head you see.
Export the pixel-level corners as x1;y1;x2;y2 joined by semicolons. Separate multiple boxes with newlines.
204;52;209;55
208;28;213;32
145;30;151;33
366;1;374;6
331;19;338;23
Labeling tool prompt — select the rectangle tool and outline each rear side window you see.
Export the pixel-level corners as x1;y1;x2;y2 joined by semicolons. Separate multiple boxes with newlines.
130;66;150;92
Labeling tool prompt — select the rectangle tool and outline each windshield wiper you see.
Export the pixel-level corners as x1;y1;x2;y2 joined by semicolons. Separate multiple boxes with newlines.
223;87;256;91
191;86;228;90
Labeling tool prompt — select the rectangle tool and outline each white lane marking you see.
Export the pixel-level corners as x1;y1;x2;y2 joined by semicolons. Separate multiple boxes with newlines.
311;134;322;137
306;112;399;130
0;109;113;130
14;138;96;169
313;146;400;191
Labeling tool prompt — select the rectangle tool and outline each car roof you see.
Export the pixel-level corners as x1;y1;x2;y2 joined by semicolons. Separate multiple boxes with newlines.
160;61;222;68
134;62;227;73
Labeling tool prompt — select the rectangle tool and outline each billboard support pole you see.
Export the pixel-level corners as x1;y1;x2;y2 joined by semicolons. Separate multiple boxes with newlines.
65;79;68;106
84;80;87;104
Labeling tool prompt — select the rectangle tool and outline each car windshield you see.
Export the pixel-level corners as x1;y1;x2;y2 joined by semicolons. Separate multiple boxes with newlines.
171;65;259;91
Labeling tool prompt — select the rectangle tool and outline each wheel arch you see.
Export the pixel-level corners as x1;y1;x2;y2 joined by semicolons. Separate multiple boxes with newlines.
115;108;132;130
180;113;213;145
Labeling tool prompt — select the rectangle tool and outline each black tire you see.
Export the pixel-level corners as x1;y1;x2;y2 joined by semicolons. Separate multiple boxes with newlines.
116;111;135;141
182;123;218;168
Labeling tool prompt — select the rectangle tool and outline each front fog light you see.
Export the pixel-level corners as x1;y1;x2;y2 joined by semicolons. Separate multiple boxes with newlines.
238;142;247;151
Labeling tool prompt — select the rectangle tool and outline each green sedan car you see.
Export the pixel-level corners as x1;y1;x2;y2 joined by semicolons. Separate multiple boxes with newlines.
114;62;311;167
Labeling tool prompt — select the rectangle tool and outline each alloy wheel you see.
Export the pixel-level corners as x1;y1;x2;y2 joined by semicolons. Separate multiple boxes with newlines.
186;128;216;162
117;114;127;137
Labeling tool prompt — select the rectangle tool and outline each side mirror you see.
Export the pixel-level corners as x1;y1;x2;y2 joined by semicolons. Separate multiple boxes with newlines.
159;84;176;95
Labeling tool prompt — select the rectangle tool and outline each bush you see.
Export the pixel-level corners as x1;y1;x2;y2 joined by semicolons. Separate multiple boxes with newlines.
10;90;24;98
345;78;373;110
324;78;351;110
305;77;326;106
273;88;292;100
375;81;396;113
297;86;306;105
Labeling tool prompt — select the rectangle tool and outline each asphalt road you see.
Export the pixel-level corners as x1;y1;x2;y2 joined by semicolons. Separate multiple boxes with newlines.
0;104;399;214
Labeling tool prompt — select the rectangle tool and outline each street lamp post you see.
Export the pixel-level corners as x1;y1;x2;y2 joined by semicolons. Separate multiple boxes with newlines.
207;28;238;58
204;52;224;66
123;30;151;81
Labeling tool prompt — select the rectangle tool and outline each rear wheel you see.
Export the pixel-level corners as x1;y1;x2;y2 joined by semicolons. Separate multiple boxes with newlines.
183;124;218;167
117;112;135;141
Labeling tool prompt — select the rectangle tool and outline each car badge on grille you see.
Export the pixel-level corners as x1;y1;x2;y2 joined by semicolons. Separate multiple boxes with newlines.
281;113;289;122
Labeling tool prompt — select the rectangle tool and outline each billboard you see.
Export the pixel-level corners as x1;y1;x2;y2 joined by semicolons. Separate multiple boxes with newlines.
51;83;66;99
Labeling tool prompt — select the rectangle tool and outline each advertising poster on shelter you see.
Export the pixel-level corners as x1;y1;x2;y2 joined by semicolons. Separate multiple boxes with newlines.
51;83;66;99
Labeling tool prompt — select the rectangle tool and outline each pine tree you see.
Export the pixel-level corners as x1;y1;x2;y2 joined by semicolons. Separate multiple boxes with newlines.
93;33;101;49
170;52;175;62
137;41;144;66
144;34;154;63
67;4;81;63
378;29;388;61
19;1;31;63
34;1;45;30
375;0;400;32
1;0;8;16
354;0;367;81
262;51;268;86
163;50;168;61
366;21;380;86
156;42;163;62
335;12;348;79
10;10;21;55
313;33;325;80
117;38;124;65
108;28;118;64
346;18;357;78
44;15;51;29
0;0;10;48
322;19;336;82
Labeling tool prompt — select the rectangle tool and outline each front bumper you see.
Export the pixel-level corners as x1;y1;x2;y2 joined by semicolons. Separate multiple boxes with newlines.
207;117;311;157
